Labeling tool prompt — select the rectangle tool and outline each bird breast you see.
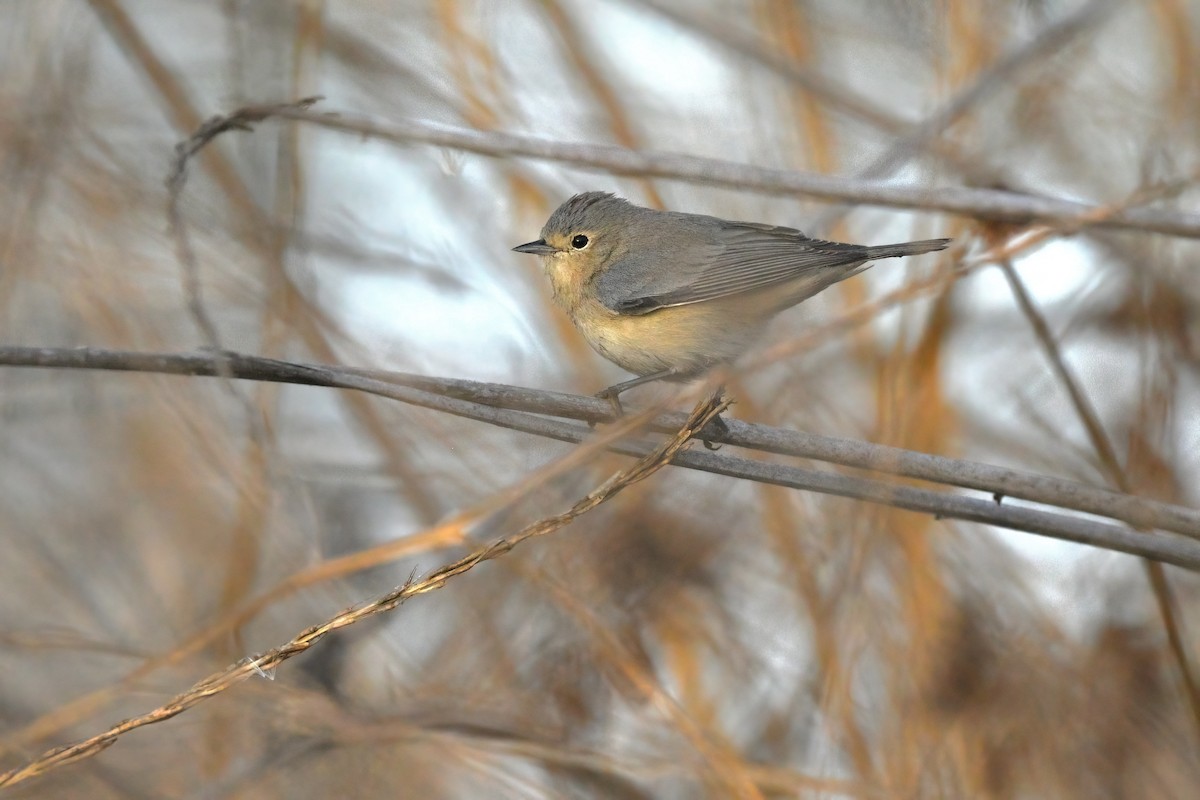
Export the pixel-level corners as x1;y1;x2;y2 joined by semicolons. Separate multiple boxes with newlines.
568;295;767;378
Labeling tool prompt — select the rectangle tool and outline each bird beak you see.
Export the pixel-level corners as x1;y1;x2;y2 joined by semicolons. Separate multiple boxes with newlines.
512;239;558;256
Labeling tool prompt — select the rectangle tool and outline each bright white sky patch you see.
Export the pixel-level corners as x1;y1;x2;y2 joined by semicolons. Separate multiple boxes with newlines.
967;238;1096;312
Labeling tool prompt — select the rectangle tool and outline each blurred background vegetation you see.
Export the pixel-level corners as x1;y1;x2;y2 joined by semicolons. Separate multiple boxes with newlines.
2;0;1200;797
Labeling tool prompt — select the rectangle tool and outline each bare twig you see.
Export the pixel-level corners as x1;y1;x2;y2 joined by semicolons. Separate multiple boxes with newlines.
867;0;1122;179
283;105;1200;237
188;99;1200;239
998;257;1200;745
163;98;324;452
813;0;1124;232
996;262;1123;486
3;347;1200;569
0;394;729;789
6;346;1198;540
164;96;321;349
0;391;693;756
91;3;448;524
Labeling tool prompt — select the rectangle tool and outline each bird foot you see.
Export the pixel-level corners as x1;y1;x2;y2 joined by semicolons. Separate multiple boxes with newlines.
593;386;624;417
700;412;729;450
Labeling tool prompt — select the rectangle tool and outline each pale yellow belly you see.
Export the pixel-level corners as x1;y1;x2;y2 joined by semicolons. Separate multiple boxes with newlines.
569;297;767;377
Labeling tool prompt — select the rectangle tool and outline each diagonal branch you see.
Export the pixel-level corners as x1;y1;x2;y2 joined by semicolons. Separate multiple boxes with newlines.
813;0;1124;232
864;0;1123;180
998;258;1200;745
0;395;730;790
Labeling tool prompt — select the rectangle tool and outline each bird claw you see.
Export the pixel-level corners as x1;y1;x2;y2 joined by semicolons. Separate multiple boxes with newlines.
699;412;729;450
593;387;624;417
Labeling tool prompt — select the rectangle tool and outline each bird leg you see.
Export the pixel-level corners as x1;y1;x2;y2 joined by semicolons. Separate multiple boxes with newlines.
594;369;678;416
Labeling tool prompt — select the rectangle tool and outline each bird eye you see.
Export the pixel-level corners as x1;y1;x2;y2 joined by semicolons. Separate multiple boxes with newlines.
571;234;589;249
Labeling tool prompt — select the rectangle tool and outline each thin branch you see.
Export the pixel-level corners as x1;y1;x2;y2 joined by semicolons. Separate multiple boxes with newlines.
813;0;1123;232
162;96;317;349
5;346;1199;540
4;347;1200;569
284;104;1200;237
91;6;449;525
193;99;1200;239
998;257;1200;745
657;443;1200;569
165;123;229;351
864;0;1123;180
368;367;1200;542
0;395;689;755
0;395;730;790
997;261;1125;484
163;100;323;448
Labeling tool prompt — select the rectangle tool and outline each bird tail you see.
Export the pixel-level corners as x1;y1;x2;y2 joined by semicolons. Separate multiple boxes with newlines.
864;238;951;260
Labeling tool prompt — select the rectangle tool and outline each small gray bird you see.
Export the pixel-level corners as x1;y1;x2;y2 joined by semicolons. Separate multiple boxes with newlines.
514;192;949;410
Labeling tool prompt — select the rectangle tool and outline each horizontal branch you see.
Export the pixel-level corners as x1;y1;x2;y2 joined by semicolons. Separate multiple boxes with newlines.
262;103;1200;239
4;347;1200;569
363;371;1200;541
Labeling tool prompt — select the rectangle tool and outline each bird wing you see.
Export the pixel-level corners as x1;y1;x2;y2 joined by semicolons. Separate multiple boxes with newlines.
595;220;872;315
